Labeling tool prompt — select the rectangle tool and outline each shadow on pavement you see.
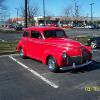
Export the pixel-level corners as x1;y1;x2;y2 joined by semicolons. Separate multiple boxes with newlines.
61;60;100;74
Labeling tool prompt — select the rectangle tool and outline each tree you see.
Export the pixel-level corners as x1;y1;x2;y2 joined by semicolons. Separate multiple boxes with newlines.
63;5;74;25
64;5;73;17
20;0;40;26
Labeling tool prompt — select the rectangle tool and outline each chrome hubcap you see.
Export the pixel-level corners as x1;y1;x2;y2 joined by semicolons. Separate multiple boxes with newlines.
48;59;55;70
20;49;24;57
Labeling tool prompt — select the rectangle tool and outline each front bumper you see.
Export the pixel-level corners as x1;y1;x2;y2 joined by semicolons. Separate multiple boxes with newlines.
60;61;92;71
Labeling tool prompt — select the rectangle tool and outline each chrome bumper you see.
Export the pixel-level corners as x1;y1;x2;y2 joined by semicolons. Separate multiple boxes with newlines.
60;61;92;71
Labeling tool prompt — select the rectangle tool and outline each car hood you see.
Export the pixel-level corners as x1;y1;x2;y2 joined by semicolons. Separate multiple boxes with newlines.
45;38;82;48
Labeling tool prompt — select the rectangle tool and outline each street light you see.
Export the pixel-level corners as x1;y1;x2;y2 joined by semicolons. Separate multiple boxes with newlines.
25;0;28;28
43;0;46;26
90;3;94;24
15;8;19;25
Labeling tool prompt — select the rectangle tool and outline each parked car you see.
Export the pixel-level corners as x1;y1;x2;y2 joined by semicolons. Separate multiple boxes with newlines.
84;25;92;29
8;25;15;28
91;25;100;29
87;36;100;48
15;26;23;31
17;27;92;72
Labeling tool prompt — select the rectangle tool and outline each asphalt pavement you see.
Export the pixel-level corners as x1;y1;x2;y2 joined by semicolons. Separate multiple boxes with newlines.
0;32;22;41
0;49;100;100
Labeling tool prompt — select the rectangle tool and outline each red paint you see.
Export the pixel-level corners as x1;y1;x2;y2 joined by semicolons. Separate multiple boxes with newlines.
17;27;92;67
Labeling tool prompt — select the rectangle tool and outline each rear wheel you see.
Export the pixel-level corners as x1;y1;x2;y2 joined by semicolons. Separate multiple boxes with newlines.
91;40;97;49
47;56;59;72
19;48;26;58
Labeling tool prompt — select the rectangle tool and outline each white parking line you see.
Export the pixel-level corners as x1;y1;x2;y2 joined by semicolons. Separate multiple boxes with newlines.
9;55;59;89
0;54;19;58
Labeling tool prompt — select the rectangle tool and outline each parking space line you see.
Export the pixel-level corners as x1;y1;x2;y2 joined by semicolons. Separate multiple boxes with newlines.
9;55;59;89
0;54;19;58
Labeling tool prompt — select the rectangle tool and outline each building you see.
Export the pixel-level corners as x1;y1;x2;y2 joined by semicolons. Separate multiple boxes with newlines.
4;16;100;27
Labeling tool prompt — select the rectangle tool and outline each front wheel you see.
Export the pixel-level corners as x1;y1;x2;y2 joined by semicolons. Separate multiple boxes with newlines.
47;57;59;72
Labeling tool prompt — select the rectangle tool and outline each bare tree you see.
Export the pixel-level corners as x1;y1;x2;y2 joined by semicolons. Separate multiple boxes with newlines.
64;6;72;17
20;1;40;25
63;5;74;25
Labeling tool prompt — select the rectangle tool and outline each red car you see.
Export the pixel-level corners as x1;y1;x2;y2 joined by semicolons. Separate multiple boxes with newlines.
17;27;92;72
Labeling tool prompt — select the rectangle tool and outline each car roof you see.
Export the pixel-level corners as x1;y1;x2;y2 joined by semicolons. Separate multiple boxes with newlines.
24;26;63;31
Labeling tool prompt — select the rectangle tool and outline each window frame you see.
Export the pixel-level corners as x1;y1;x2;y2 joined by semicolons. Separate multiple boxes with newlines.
43;30;67;38
23;31;29;37
31;30;42;39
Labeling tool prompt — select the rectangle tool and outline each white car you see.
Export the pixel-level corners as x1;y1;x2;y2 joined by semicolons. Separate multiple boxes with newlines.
84;25;92;29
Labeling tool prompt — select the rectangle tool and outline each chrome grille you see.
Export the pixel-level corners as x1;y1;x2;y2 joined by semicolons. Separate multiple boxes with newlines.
67;53;89;66
67;56;82;66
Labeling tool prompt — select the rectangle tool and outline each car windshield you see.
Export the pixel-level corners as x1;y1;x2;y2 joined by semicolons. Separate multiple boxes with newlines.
43;30;67;38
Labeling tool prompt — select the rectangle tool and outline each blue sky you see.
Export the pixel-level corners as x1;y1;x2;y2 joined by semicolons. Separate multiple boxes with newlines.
4;0;100;18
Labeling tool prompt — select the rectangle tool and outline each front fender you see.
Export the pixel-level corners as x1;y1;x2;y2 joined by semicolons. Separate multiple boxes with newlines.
41;49;64;66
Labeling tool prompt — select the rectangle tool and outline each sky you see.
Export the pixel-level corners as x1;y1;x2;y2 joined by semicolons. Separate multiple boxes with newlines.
3;0;100;18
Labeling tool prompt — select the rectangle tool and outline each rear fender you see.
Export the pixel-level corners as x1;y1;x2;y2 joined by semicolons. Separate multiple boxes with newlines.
17;41;26;56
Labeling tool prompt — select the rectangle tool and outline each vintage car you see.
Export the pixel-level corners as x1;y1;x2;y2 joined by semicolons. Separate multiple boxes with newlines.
17;27;92;72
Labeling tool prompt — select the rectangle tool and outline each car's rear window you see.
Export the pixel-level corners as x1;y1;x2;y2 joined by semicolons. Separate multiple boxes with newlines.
43;30;67;38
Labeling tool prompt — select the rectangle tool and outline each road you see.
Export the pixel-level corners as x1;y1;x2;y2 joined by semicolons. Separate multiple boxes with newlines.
0;32;22;41
0;28;100;41
0;49;100;100
65;28;100;36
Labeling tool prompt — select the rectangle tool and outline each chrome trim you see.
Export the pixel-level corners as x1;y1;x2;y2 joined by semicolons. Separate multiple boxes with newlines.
60;61;92;71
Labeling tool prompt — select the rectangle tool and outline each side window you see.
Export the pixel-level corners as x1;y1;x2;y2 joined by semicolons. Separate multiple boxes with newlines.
31;31;42;39
23;31;29;37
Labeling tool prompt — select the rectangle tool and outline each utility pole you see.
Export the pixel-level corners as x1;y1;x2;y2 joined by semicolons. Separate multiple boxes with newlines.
8;12;11;25
74;0;79;26
76;5;79;18
74;0;79;18
43;0;46;26
90;3;94;24
28;0;30;24
25;0;28;28
15;8;19;25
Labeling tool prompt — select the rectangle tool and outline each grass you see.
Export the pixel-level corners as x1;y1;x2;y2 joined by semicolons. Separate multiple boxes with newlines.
0;36;92;55
69;36;91;45
0;41;18;55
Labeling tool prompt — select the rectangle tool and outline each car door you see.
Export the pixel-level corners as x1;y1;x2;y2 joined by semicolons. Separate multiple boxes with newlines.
28;30;43;60
22;31;30;52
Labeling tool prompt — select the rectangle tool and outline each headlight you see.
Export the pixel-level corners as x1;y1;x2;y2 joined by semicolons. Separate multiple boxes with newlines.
62;53;67;58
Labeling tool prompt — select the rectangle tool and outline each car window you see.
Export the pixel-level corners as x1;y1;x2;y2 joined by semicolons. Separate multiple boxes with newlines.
23;31;29;37
44;30;67;38
31;31;42;39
